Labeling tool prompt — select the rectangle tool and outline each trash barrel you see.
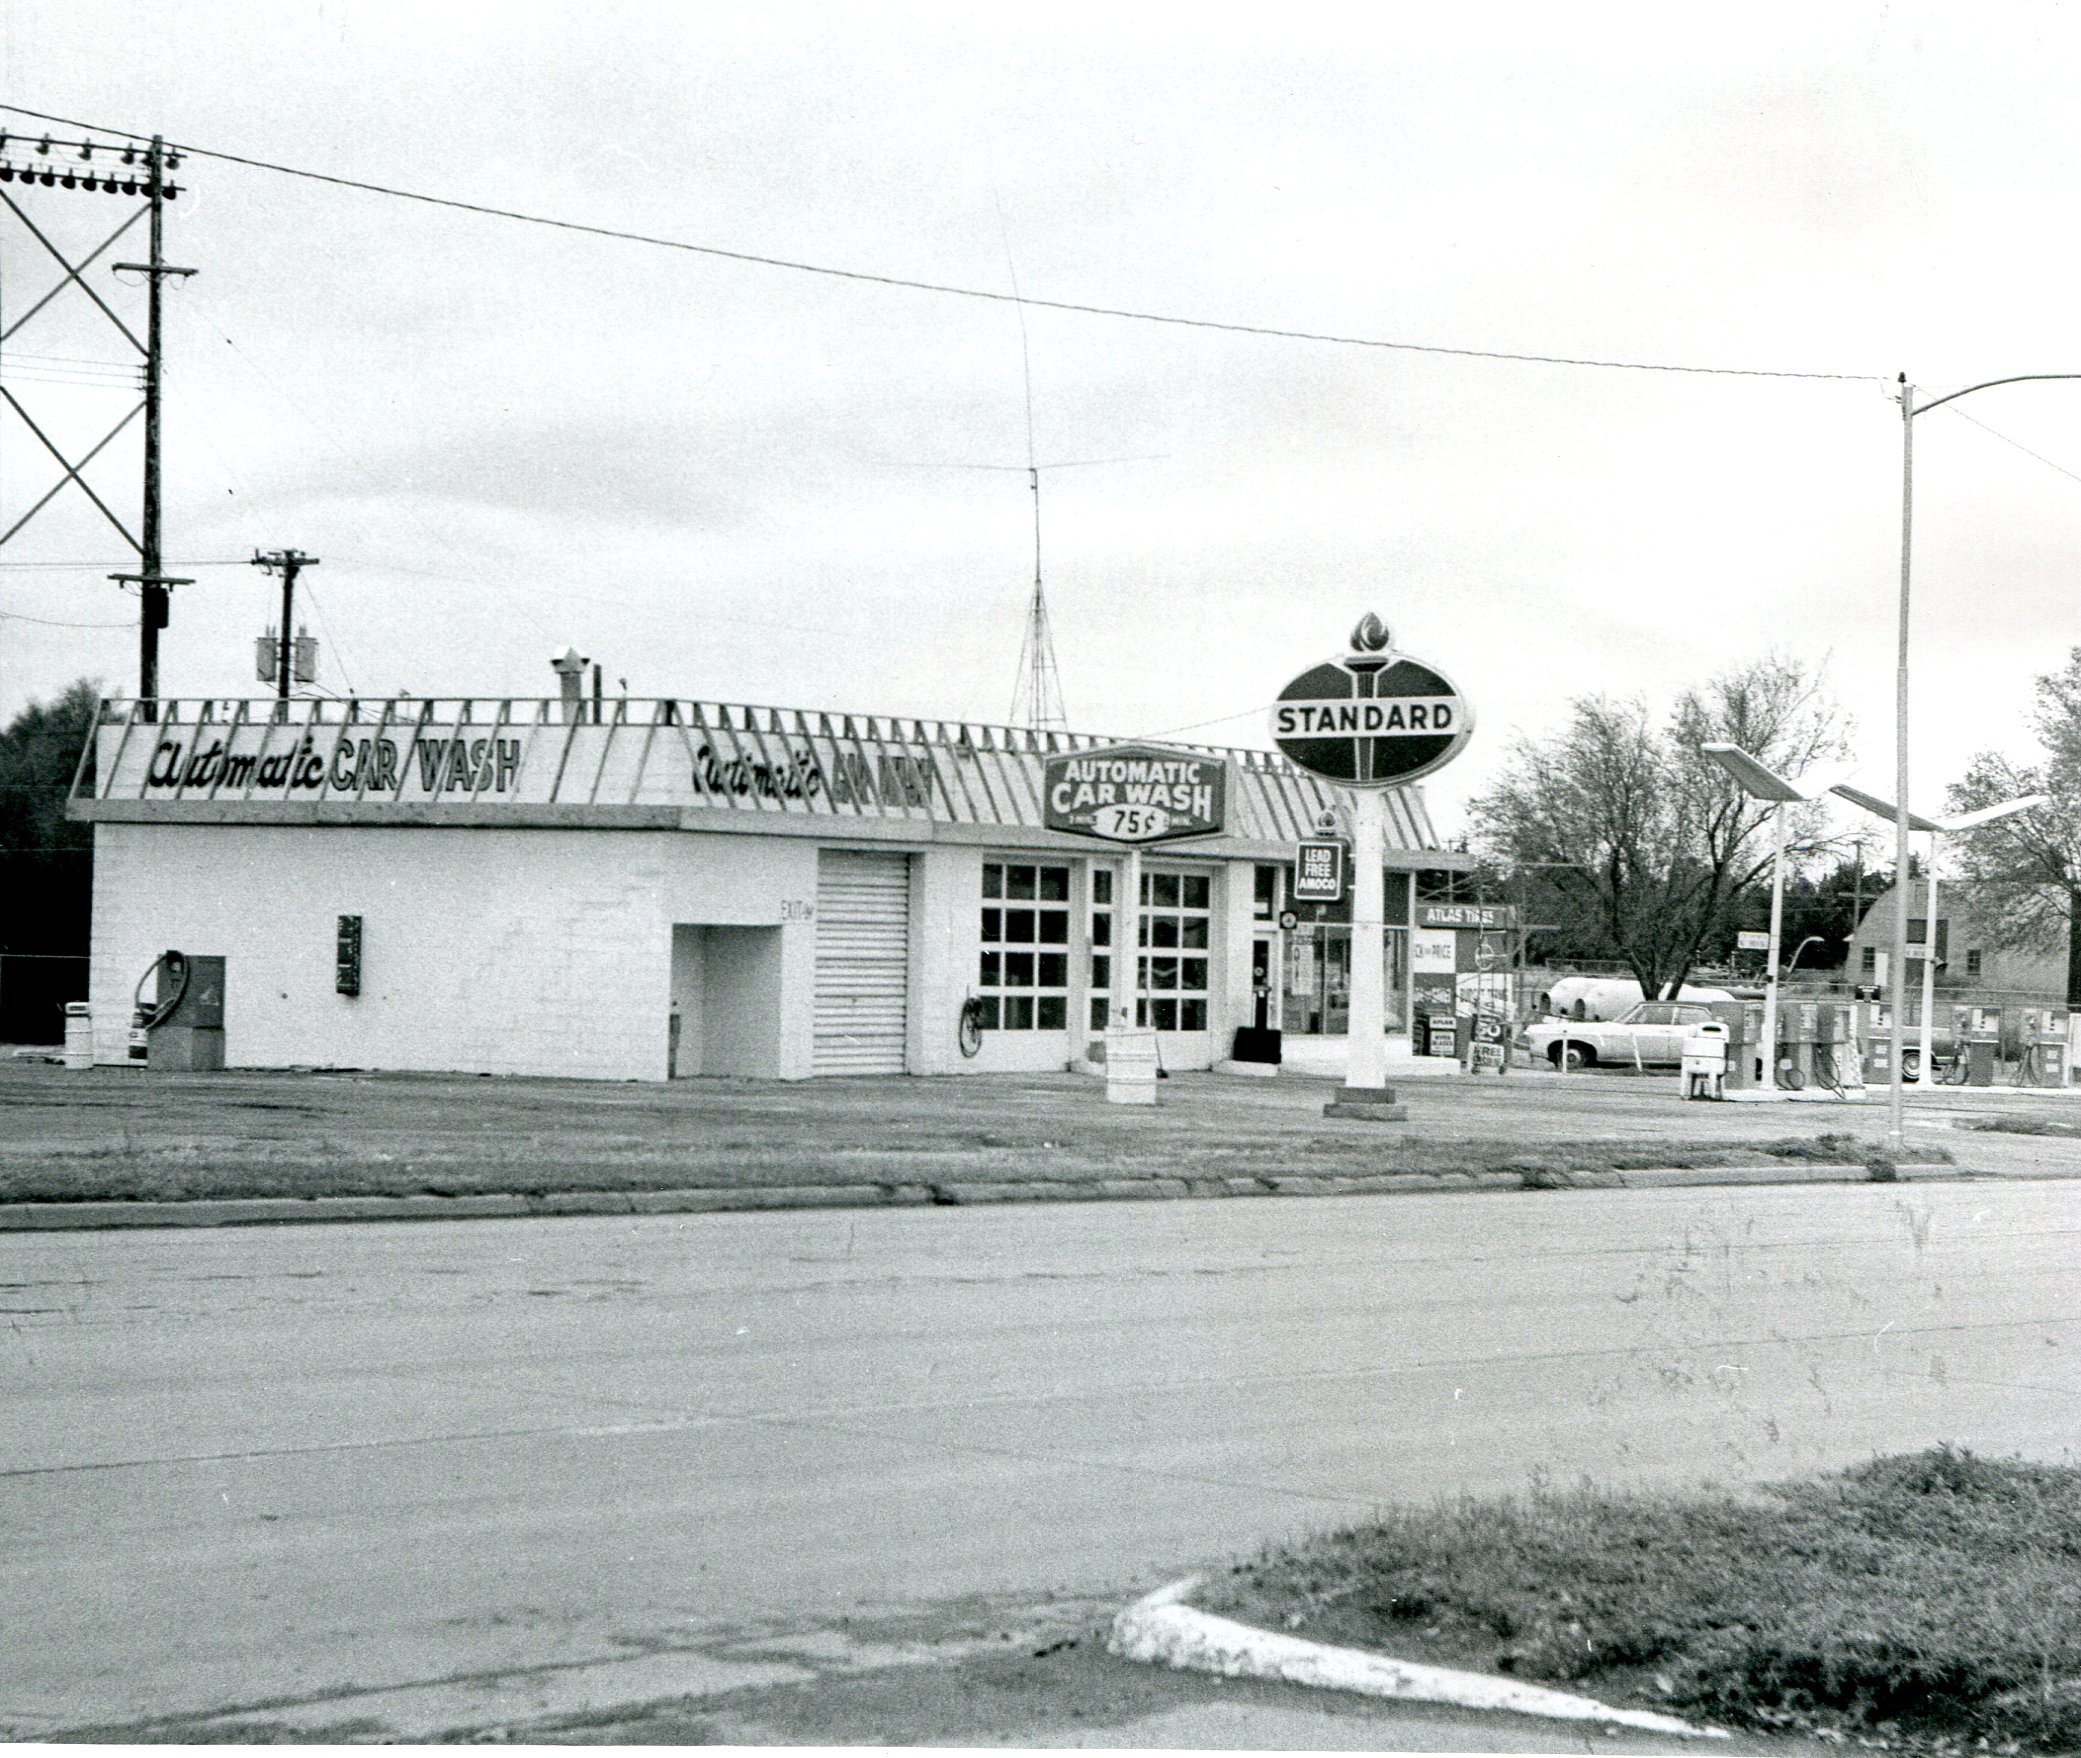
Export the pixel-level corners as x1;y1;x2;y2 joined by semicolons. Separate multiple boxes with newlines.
1680;1021;1729;1100
1104;1026;1160;1106
63;1001;93;1071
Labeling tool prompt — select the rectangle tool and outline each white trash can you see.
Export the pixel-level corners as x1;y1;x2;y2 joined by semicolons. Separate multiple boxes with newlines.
62;1001;93;1071
1680;1021;1728;1100
1104;1026;1160;1106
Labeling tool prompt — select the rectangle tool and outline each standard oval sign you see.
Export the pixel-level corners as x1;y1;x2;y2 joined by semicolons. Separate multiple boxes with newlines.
1269;620;1472;788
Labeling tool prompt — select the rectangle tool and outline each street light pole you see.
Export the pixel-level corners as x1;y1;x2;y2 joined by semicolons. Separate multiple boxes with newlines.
1891;380;1916;1148
1888;371;2081;1152
1700;744;1853;1093
1764;800;1787;1090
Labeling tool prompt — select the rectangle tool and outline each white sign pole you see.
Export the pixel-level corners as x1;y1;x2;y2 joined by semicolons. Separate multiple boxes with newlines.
1346;784;1388;1092
1272;615;1465;1123
1122;844;1144;1026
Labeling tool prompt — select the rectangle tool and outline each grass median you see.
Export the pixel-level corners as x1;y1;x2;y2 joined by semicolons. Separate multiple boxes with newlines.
1200;1448;2079;1753
0;1065;1947;1206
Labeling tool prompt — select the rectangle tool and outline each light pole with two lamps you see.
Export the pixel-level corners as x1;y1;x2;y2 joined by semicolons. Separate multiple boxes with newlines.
1700;745;1855;1089
1832;785;2046;1086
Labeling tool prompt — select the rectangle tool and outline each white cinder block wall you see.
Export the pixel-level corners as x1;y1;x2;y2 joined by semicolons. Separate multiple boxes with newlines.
90;824;819;1080
1216;858;1257;1050
907;845;976;1075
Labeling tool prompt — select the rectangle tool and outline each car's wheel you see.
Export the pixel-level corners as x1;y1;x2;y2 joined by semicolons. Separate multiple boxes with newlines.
1899;1049;1922;1081
1553;1042;1594;1072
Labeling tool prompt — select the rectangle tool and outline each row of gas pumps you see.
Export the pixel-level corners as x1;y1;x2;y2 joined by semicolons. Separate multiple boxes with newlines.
1681;997;2073;1096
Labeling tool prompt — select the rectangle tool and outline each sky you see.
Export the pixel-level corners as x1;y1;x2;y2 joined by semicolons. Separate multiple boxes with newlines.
3;2;2081;839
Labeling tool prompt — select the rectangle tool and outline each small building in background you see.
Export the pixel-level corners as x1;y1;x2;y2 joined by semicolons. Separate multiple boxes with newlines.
1845;879;2066;1012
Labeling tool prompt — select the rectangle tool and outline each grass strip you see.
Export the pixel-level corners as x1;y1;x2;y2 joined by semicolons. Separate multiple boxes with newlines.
1957;1116;2081;1139
1199;1449;2079;1752
0;1130;1947;1204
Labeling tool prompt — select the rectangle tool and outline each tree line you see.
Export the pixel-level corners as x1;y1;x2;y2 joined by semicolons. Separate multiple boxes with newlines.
1472;650;2081;1007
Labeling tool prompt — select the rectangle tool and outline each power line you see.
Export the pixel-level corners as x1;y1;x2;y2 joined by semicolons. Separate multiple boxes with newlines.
0;558;251;568
0;606;132;627
0;102;1876;387
1131;700;1280;743
297;578;358;696
1943;404;2081;491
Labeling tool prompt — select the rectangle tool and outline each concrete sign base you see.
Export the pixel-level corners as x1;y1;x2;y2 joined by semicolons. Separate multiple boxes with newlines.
1323;1084;1407;1121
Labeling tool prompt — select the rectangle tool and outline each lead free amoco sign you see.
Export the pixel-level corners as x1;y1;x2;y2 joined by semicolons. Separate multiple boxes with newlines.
1043;744;1227;844
1293;838;1347;902
1269;613;1473;788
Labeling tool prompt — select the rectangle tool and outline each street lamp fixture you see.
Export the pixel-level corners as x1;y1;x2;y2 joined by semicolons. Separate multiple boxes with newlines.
1700;745;1857;1090
1831;784;2046;1091
1784;934;1829;972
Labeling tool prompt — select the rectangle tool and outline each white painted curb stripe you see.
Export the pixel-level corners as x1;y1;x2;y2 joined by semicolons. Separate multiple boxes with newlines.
1107;1577;1727;1740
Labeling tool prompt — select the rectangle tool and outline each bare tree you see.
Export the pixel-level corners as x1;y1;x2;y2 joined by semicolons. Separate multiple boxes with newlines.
1946;648;2081;1006
1472;655;1847;1000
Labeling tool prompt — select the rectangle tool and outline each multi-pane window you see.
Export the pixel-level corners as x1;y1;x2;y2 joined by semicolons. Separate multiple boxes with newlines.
1089;867;1116;1031
978;861;1070;1031
1089;867;1213;1032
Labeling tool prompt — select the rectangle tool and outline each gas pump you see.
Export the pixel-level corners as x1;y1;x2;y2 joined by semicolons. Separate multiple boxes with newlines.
1860;996;1895;1085
2021;1008;2069;1087
1780;1001;1820;1090
133;950;226;1072
1706;999;1763;1090
1815;1001;1862;1094
1958;1004;1999;1087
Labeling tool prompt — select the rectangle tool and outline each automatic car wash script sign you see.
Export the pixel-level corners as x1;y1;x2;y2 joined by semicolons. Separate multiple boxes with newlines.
1043;743;1226;844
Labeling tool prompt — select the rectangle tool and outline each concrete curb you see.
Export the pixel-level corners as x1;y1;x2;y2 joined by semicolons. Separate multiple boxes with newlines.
1106;1577;1726;1740
0;1162;2001;1231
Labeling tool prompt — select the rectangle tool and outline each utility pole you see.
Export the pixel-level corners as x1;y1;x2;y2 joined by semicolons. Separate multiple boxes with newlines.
109;137;195;716
251;549;318;700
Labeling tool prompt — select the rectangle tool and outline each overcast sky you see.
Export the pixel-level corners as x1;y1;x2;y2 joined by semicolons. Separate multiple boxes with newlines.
3;2;2080;836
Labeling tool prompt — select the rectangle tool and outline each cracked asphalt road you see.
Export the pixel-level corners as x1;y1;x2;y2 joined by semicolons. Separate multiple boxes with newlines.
5;1181;2077;1743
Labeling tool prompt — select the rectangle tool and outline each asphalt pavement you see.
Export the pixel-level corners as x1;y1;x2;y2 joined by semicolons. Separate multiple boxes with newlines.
4;1178;2077;1742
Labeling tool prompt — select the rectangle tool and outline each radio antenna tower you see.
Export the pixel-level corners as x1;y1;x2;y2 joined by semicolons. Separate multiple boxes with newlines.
871;220;1160;734
997;233;1070;732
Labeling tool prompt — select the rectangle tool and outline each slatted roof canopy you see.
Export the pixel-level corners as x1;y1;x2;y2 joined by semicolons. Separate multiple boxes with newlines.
76;694;1449;855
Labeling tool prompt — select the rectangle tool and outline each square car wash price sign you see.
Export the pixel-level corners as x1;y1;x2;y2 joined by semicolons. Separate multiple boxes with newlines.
1043;743;1227;844
1292;838;1346;902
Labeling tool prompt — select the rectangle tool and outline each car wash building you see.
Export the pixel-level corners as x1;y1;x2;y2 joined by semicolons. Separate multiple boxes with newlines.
70;681;1469;1081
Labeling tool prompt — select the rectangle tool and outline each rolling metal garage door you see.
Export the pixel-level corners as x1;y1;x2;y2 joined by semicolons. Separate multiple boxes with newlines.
813;850;912;1074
